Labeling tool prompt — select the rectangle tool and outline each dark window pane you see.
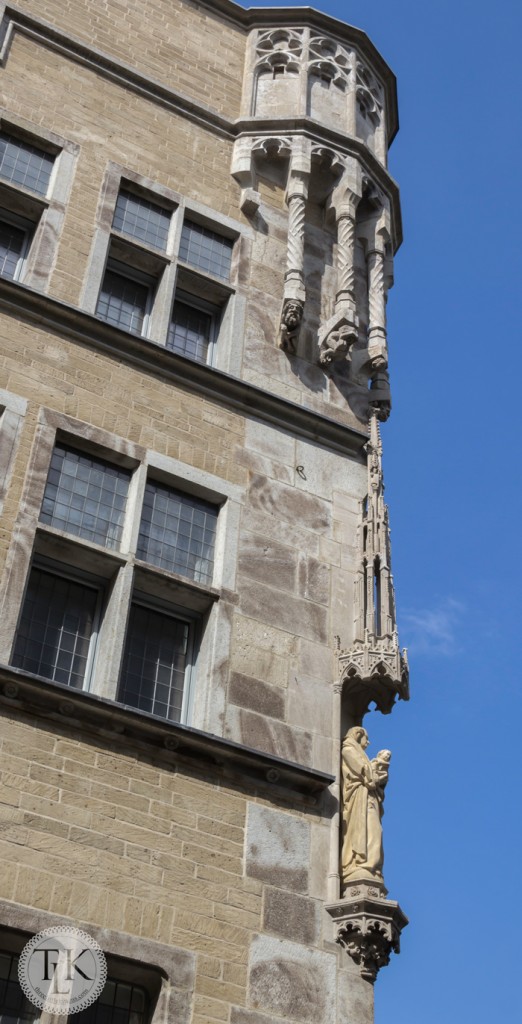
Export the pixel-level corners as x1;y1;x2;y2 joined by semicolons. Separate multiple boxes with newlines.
179;220;232;280
76;979;148;1024
113;190;171;250
11;568;99;689
0;221;26;280
118;604;190;722
96;269;149;334
0;132;54;196
0;952;37;1024
167;300;212;362
137;481;217;583
40;445;130;549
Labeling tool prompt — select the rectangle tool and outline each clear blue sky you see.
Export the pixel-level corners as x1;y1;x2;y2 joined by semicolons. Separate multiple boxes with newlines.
250;3;522;1020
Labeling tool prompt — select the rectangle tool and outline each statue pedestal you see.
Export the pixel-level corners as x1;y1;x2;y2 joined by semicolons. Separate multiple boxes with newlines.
326;880;408;983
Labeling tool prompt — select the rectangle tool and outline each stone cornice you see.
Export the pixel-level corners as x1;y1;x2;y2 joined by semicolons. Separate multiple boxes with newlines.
0;664;333;800
0;277;368;457
0;4;399;152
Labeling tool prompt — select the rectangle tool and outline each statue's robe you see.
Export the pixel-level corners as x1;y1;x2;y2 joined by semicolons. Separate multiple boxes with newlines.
341;737;384;882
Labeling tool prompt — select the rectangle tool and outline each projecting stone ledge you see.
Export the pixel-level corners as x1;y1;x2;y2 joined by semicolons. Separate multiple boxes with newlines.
326;881;408;983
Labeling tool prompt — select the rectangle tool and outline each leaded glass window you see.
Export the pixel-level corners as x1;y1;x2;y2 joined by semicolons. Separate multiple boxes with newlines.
0;132;54;196
167;300;212;362
0;220;27;280
113;190;170;251
40;445;131;549
137;481;217;583
11;568;100;689
118;603;191;721
179;220;233;280
96;268;150;334
0;952;36;1024
76;979;149;1024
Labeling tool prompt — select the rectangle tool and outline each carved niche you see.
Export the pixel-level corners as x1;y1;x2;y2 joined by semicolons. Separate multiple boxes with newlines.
253;28;304;117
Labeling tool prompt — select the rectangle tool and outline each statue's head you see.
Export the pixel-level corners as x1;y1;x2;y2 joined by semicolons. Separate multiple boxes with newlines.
375;749;391;764
346;726;369;749
283;300;303;330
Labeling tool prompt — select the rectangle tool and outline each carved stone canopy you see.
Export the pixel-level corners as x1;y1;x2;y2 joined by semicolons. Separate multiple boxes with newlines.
339;632;409;719
326;881;408;983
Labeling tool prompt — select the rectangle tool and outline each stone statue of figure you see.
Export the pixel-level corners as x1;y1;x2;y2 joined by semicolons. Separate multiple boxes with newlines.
340;727;391;886
278;299;303;353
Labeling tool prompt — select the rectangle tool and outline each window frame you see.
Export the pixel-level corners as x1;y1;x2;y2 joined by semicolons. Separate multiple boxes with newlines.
0;410;242;733
11;558;105;694
0;114;78;291
84;164;249;374
0;920;170;1024
0;208;34;281
96;257;156;338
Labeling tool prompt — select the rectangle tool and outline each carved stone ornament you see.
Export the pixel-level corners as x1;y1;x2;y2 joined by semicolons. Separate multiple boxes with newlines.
356;61;383;125
340;727;390;887
318;309;358;368
278;298;303;353
308;35;351;89
326;881;408;983
340;413;408;717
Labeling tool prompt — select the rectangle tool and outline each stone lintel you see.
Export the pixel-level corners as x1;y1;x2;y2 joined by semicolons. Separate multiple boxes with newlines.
0;664;333;801
326;882;408;983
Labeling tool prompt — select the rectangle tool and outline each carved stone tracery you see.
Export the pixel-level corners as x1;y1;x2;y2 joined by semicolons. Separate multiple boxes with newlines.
356;61;383;125
308;35;351;89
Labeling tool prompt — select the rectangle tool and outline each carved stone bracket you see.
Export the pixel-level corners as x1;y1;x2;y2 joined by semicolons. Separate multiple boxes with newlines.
339;632;409;717
326;882;408;983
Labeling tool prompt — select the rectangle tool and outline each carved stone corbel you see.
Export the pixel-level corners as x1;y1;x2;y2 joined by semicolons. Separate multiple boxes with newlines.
230;137;261;215
231;135;293;215
326;882;408;983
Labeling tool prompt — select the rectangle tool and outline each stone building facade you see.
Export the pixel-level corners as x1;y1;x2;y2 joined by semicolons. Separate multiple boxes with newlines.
0;2;408;1024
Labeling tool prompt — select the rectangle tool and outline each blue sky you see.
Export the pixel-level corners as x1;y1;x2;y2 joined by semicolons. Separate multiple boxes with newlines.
250;2;522;1020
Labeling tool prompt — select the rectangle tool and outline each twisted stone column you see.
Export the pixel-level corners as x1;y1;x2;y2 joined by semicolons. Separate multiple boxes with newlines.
318;187;360;368
335;204;357;311
367;243;387;369
285;180;307;299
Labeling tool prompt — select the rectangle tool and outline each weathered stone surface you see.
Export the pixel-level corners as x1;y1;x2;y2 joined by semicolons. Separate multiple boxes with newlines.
248;475;331;534
338;964;374;1024
288;674;333;738
239;580;328;645
245;420;295;469
263;887;320;946
238;531;297;593
245;805;310;893
228;672;286;720
226;707;312;767
248;936;336;1024
298;554;330;605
